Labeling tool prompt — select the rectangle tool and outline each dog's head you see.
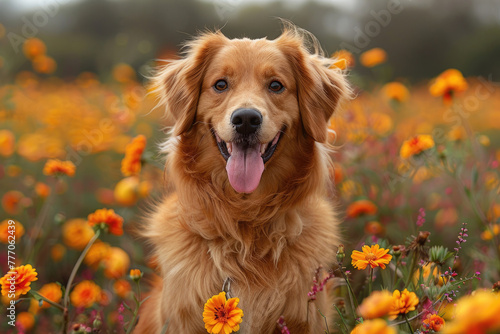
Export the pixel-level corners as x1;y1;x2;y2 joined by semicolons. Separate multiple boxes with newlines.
154;26;349;194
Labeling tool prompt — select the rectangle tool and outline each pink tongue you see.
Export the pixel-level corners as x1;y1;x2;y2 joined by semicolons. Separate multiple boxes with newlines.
226;143;264;193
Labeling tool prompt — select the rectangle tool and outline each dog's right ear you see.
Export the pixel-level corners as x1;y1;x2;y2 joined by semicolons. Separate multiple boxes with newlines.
152;32;227;136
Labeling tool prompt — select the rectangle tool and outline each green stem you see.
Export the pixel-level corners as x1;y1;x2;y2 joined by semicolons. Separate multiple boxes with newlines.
62;229;101;334
404;252;418;289
30;291;65;311
393;261;399;289
339;270;358;317
126;280;142;334
404;314;414;334
368;267;373;295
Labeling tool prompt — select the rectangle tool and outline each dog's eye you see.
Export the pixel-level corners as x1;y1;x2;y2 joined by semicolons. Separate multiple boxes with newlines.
269;81;284;93
214;80;228;92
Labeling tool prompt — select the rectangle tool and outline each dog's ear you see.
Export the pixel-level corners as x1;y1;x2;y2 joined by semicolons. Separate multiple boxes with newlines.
153;33;227;136
277;29;349;143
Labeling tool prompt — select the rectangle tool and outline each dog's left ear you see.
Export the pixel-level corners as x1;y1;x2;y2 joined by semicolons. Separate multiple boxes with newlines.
153;32;227;136
277;31;349;143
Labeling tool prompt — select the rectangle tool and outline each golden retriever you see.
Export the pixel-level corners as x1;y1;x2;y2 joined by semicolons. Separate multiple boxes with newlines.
136;24;349;333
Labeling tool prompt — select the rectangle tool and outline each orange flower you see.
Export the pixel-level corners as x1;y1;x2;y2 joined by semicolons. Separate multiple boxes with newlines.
87;208;124;236
429;69;468;105
114;176;140;206
350;319;396;334
389;289;419;319
70;280;101;308
129;269;143;281
364;221;385;235
382;82;409;102
351;244;392;270
0;219;25;244
35;182;51;198
423;314;445;332
16;312;35;331
23;38;46;59
480;224;500;241
113;279;132;299
51;244;66;262
62;218;95;250
357;290;394;319
84;241;110;269
121;135;146;176
331;49;355;70
102;247;130;279
400;135;435;159
32;55;57;74
1;190;24;215
30;282;62;312
43;159;76;177
112;63;136;84
360;48;387;67
203;292;244;334
0;264;38;299
346;199;378;218
0;129;15;157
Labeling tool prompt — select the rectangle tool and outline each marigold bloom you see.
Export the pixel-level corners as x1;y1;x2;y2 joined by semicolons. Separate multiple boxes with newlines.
35;182;51;198
350;319;396;334
32;55;57;74
51;244;66;262
447;125;467;142
351;244;392;270
0;129;15;157
382;82;409;102
442;291;500;334
364;221;385;235
0;219;25;244
70;280;101;308
346;200;378;218
423;313;445;332
331;49;355;70
114;176;140;206
43;159;76;177
203;292;243;334
113;279;132;299
0;264;38;299
102;247;130;279
121;135;146;176
400;135;435;159
84;241;110;269
30;282;62;313
87;208;124;236
357;290;394;319
62;218;95;251
23;38;46;59
360;48;387;68
16;312;35;331
481;224;500;241
429;69;468;105
129;269;142;281
389;289;419;319
413;263;440;286
1;190;24;215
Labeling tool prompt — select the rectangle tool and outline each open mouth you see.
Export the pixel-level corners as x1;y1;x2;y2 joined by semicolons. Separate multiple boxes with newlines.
214;129;283;164
213;127;284;194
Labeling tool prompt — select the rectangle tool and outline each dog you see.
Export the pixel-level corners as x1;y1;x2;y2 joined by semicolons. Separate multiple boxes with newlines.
135;24;349;333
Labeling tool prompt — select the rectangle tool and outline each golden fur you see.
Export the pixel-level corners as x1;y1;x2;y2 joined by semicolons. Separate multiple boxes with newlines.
135;25;349;333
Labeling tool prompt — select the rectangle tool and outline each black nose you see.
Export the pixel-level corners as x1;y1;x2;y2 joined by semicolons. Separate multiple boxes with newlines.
230;108;262;135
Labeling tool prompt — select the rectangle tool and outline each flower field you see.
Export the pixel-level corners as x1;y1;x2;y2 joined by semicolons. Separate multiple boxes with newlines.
1;36;500;334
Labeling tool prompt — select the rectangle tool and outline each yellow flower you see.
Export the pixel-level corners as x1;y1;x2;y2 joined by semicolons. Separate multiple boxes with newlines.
0;264;38;299
113;279;132;299
351;244;392;270
360;48;387;67
400;135;435;159
442;290;500;334
114;176;140;206
357;290;394;319
121;135;146;176
70;280;101;308
0;129;15;157
87;208;124;236
422;313;445;332
62;218;95;250
203;292;243;334
447;126;467;142
389;289;419;319
0;219;25;244
382;82;409;102
112;63;136;84
102;247;130;279
370;112;393;137
413;263;441;286
346;200;378;218
43;159;76;177
129;269;143;281
481;224;500;241
429;69;468;105
16;311;35;331
331;49;355;70
29;282;62;313
350;319;396;334
84;241;110;269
